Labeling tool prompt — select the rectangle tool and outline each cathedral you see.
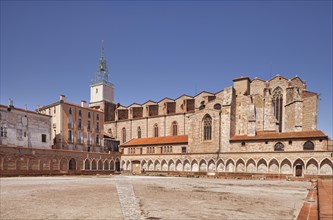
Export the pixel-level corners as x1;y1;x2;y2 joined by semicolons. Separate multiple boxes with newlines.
90;47;332;177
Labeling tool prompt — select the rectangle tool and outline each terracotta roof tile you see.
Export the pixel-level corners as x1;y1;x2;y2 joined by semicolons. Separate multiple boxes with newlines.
230;130;327;141
122;135;188;147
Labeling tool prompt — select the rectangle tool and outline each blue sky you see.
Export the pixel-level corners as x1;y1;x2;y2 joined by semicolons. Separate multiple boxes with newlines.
1;1;332;137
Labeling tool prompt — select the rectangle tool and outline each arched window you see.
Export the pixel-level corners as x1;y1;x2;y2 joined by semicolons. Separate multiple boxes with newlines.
203;114;212;140
272;87;283;132
122;127;126;143
172;121;178;136
137;126;141;139
154;124;158;137
303;141;314;150
274;142;284;151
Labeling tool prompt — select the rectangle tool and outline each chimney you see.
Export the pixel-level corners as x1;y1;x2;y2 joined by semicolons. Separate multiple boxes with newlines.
81;100;86;108
60;95;66;102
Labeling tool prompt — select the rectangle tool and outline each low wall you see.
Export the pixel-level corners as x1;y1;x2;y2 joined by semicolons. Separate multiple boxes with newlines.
0;145;120;177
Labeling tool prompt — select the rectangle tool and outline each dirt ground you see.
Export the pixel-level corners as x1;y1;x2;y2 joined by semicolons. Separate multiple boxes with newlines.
0;175;310;220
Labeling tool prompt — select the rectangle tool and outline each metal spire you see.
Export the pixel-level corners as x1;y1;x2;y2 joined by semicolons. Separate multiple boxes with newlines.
91;41;112;86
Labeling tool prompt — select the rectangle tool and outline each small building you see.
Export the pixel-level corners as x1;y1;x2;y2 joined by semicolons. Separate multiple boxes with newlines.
38;96;104;152
0;102;52;148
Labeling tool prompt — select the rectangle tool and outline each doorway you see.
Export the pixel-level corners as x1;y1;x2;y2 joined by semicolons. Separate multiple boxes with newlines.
295;164;303;177
132;161;141;174
69;158;76;170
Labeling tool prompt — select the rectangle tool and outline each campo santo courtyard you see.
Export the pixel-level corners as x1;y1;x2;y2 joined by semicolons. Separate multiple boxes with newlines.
0;175;311;220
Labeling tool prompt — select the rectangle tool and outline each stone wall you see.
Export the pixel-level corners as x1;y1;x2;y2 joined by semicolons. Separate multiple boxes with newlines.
0;145;121;176
121;151;333;176
0;106;52;149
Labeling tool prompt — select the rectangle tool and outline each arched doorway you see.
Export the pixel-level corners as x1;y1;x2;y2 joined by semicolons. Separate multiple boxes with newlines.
115;159;120;172
69;158;76;170
295;164;303;177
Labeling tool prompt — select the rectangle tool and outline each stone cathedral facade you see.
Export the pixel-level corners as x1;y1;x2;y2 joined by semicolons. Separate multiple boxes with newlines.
90;48;332;177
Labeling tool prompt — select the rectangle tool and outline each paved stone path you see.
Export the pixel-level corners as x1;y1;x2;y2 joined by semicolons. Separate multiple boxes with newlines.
318;179;333;220
115;176;142;220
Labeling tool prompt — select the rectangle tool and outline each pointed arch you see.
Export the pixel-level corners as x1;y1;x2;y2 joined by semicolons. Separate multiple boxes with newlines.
183;159;191;171
216;159;225;172
137;126;142;138
110;159;115;170
306;158;318;175
199;159;207;172
257;158;268;173
122;127;126;143
226;159;235;172
319;158;333;175
153;123;159;137
168;159;175;171
148;160;154;171
268;158;279;174
98;160;103;170
104;160;109;170
191;159;199;172
141;160;147;171
83;158;90;170
176;159;183;171
91;159;97;170
207;159;216;172
172;121;178;136
246;159;256;173
293;158;305;177
154;160;161;171
280;158;292;174
236;158;245;172
272;87;283;132
69;158;76;170
202;114;212;140
161;159;168;171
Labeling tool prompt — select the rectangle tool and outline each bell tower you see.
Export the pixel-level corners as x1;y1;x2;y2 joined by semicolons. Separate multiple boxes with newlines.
90;42;114;105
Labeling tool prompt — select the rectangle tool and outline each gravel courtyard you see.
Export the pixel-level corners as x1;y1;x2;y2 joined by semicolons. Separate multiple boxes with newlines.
0;175;310;220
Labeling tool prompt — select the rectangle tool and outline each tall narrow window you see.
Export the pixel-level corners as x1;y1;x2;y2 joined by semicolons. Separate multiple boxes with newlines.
96;134;100;145
203;114;212;140
69;107;72;115
68;130;72;142
122;127;126;143
137;126;141;138
272;87;283;132
172;121;178;136
154;124;158;137
88;112;91;118
78;110;82;117
96;114;100;120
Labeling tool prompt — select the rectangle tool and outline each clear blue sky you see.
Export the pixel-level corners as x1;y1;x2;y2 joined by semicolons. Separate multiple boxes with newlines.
1;1;332;137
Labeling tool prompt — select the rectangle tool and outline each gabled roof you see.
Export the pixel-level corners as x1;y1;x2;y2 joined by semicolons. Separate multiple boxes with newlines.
194;91;214;98
142;100;157;105
269;74;289;82
128;103;142;108
116;105;128;110
290;76;304;84
230;130;327;141
121;135;188;147
175;94;193;100
158;97;175;103
251;77;266;82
